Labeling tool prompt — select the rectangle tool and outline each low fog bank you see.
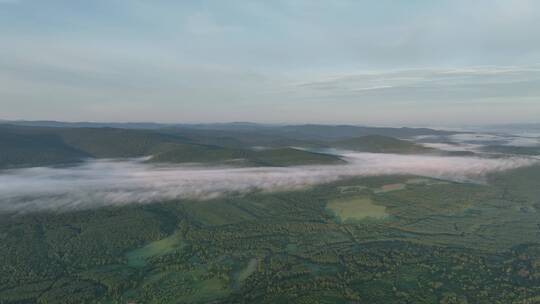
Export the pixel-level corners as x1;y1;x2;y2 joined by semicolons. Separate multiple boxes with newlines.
416;133;540;151
0;152;537;212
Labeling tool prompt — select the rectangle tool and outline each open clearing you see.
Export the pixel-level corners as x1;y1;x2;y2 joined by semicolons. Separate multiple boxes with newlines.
237;258;258;284
126;232;185;267
327;196;388;221
338;185;367;194
374;183;406;193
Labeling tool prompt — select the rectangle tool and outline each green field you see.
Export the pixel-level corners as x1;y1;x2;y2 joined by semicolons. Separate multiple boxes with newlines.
236;258;259;284
126;232;185;267
373;183;407;193
327;196;388;221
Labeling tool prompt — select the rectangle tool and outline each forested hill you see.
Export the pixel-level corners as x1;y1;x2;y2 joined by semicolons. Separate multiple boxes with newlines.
0;125;344;168
0;123;455;169
330;135;433;153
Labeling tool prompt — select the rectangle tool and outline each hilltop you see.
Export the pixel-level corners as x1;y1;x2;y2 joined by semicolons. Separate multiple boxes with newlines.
329;135;433;153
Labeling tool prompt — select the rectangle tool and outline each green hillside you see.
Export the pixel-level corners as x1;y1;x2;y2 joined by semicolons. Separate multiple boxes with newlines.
330;135;433;153
150;145;343;166
0;131;88;168
0;125;343;168
0;125;189;168
55;128;190;158
246;147;345;166
149;144;246;164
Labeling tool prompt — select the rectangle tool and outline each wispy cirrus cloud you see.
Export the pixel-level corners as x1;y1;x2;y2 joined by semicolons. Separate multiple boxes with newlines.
294;65;540;94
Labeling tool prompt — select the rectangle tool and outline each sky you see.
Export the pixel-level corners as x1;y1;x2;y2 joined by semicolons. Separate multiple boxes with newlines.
1;0;539;125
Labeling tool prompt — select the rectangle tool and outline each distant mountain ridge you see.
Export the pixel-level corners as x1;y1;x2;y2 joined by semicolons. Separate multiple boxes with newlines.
0;120;168;129
1;120;457;138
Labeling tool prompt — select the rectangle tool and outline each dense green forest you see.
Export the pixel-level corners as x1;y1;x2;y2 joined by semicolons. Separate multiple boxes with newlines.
1;165;540;303
2;123;540;303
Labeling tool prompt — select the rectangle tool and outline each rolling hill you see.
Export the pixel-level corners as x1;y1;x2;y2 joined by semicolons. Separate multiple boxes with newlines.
0;131;89;168
0;123;462;169
0;125;344;168
330;135;434;153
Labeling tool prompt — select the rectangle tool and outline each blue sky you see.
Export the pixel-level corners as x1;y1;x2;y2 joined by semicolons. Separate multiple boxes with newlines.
1;0;539;125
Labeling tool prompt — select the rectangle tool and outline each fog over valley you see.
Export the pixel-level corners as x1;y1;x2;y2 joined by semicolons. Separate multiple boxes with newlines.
1;151;536;212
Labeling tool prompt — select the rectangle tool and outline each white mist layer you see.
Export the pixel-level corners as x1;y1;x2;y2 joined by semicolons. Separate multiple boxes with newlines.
0;152;537;212
421;142;484;152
